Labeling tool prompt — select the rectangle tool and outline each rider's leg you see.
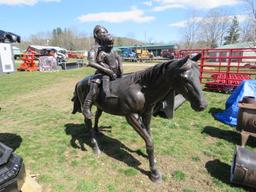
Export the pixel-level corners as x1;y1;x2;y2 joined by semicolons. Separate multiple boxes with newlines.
83;80;99;119
102;75;111;97
103;75;118;98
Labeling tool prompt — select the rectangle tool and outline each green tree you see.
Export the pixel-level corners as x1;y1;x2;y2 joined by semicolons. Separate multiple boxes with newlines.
223;16;240;45
51;27;63;46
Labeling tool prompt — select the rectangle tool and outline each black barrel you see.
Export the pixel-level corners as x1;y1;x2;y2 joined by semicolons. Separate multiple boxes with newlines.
231;145;256;189
0;142;25;192
237;96;256;133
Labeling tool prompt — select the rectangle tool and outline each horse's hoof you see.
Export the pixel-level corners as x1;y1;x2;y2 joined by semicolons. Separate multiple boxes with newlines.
150;171;162;183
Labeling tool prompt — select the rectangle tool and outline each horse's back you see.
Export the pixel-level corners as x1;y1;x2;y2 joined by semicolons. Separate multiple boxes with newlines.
96;75;145;115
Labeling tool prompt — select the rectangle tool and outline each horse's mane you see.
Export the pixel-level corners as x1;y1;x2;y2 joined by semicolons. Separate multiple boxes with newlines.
130;60;176;84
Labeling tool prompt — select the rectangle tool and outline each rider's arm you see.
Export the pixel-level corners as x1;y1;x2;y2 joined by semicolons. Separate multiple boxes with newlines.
88;61;115;77
116;55;123;76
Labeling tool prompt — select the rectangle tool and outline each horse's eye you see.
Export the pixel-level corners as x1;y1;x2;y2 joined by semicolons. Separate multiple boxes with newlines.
181;72;188;79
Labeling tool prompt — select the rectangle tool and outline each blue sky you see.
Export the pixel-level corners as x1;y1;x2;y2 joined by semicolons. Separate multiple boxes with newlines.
0;0;248;43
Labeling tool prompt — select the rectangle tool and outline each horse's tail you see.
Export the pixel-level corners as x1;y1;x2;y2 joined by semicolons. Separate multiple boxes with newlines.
71;84;82;114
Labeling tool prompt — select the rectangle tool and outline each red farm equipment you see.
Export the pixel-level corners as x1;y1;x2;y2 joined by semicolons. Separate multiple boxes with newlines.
67;51;85;59
17;52;38;72
175;48;256;92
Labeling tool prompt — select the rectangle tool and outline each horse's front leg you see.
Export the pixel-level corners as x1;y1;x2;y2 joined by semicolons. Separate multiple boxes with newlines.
94;108;103;133
142;108;153;136
142;110;158;164
126;114;161;182
84;118;101;155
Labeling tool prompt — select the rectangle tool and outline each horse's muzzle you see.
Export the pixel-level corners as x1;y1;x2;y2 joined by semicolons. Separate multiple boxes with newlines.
192;101;208;112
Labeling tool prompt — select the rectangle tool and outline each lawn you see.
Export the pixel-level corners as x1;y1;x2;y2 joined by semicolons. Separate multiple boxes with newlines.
0;64;254;192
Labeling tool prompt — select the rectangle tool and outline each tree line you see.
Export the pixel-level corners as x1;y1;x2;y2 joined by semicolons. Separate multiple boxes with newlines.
179;0;256;48
19;28;142;51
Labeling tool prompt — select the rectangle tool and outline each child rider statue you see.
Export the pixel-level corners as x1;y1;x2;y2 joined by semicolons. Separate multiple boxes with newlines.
83;25;123;119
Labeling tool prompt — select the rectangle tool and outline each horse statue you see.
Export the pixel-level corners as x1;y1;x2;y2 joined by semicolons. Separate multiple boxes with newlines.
72;53;207;182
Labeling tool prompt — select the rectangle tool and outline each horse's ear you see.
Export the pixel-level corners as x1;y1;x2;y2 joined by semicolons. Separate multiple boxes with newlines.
177;55;189;68
190;53;201;62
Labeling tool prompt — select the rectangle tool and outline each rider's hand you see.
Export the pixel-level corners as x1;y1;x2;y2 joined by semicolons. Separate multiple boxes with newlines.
111;73;117;80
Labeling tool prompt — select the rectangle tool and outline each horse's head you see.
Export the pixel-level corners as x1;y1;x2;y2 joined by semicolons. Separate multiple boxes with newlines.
173;54;207;111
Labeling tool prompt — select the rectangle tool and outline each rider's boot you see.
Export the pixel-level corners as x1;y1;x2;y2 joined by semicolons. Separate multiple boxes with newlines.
103;76;117;98
83;82;98;119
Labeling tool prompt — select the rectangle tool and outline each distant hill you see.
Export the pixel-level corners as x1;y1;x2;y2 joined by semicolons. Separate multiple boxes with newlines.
18;36;144;51
114;37;144;46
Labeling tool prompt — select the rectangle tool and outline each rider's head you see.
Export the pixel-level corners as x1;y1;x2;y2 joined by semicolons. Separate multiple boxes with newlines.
94;25;108;44
93;25;114;47
94;25;108;38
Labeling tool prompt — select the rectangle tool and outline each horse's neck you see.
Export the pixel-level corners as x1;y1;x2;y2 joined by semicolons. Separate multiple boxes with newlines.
137;63;177;103
140;62;176;85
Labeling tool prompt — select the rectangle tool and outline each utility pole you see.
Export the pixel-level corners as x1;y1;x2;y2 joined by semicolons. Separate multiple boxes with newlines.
144;31;147;44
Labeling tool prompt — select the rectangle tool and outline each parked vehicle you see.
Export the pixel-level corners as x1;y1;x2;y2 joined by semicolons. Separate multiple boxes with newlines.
119;48;137;61
0;30;20;43
67;51;86;59
26;45;68;59
161;48;175;59
135;48;153;60
120;48;136;58
12;46;22;60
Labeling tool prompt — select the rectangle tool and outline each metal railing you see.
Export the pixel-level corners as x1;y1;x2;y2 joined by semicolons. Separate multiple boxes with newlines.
175;48;256;92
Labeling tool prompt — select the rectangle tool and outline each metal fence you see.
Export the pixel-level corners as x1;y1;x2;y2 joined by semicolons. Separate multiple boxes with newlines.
175;48;256;92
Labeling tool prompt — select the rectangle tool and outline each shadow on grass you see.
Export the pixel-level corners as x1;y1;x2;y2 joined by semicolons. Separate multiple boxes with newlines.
208;107;224;114
64;123;150;177
0;133;22;151
202;126;256;148
205;159;252;191
205;159;230;184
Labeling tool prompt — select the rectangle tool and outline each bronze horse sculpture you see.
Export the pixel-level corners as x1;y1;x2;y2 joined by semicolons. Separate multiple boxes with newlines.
72;53;207;182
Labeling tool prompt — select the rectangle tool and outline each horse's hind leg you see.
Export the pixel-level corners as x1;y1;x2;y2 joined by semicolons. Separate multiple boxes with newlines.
126;114;161;182
84;118;101;155
94;108;103;133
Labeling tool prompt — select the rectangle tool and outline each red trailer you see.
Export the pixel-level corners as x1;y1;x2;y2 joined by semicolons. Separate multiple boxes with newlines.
176;48;256;92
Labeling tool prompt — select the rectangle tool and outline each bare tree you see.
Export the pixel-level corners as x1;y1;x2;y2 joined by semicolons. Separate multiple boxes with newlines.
199;10;230;48
180;10;230;48
241;0;256;45
244;0;256;21
29;32;51;45
48;27;91;50
147;36;154;44
240;19;256;42
181;11;201;49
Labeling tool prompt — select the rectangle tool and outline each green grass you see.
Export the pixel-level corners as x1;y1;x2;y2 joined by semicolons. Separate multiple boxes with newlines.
172;170;186;181
182;189;197;192
0;64;253;191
